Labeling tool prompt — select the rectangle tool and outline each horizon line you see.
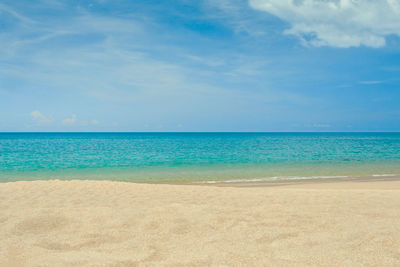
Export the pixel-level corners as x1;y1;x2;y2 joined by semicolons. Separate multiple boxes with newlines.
1;131;399;134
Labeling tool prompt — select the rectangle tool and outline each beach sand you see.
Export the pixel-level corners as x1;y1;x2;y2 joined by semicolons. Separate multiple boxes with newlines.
1;178;400;266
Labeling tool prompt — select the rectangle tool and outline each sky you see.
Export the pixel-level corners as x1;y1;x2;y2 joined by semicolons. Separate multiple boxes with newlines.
0;0;399;132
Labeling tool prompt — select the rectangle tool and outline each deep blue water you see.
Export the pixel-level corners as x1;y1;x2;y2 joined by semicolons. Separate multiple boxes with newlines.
0;132;399;183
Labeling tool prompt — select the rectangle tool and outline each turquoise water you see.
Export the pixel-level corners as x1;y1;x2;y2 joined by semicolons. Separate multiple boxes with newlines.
0;133;399;183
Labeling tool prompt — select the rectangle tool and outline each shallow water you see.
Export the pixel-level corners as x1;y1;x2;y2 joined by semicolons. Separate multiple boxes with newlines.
0;132;399;183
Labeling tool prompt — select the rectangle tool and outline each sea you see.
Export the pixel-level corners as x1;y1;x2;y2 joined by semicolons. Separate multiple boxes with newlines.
0;132;399;183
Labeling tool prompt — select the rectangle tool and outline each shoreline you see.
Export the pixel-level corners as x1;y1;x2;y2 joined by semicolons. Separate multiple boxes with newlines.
1;175;400;190
203;175;400;188
1;173;399;186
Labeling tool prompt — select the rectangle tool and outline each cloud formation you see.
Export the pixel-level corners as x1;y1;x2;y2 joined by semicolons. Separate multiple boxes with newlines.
249;0;400;48
62;114;77;126
30;110;52;125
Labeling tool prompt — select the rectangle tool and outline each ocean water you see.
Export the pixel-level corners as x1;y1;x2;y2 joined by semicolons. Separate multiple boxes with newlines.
0;132;399;183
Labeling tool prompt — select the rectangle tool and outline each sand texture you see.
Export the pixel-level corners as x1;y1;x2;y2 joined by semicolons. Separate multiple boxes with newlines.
1;179;400;266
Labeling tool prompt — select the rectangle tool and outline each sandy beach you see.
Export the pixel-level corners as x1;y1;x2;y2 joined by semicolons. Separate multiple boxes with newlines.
1;178;400;266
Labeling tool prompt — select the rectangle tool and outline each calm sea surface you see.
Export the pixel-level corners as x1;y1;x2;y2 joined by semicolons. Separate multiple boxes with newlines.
0;133;399;183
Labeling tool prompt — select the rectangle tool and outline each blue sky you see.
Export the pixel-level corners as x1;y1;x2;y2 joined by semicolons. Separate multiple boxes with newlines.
0;0;399;132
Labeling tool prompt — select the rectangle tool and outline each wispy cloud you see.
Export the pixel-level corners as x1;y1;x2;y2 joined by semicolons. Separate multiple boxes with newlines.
204;0;270;36
312;123;331;128
359;80;385;85
0;4;308;110
0;3;36;24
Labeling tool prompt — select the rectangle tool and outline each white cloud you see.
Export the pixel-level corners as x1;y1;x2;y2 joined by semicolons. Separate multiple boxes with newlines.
249;0;400;48
30;110;52;125
62;114;77;126
91;119;99;125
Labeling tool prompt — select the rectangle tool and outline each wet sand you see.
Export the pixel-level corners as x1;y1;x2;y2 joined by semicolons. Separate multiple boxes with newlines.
1;177;400;266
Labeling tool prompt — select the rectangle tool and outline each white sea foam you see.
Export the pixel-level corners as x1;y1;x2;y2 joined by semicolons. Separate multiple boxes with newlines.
372;174;396;177
196;175;349;184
